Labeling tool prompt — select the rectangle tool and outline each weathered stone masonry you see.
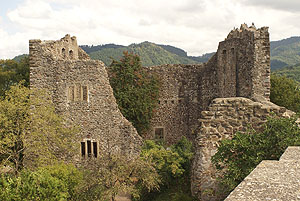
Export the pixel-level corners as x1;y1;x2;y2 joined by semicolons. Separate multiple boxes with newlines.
29;35;142;160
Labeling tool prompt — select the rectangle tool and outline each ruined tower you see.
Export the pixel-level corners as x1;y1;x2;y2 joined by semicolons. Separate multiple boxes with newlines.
29;35;142;159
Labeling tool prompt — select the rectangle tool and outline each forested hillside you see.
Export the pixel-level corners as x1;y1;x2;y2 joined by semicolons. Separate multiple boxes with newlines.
270;37;300;70
81;42;213;66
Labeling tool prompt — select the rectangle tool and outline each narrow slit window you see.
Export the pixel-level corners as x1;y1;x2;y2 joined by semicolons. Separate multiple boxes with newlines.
75;84;81;101
81;142;86;157
68;86;75;102
82;86;88;101
87;140;91;157
93;142;98;158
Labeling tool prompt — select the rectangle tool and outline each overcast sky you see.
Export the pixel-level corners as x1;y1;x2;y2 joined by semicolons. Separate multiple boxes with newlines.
1;0;300;59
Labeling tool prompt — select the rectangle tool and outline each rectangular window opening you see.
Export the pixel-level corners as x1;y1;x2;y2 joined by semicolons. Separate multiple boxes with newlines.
68;86;75;102
155;128;164;140
87;140;91;157
75;84;82;101
93;142;98;158
82;86;88;101
81;142;86;157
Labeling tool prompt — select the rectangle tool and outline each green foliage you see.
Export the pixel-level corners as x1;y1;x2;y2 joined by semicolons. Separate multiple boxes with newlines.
77;153;160;201
0;163;82;201
212;116;300;196
108;51;160;135
139;137;195;201
273;63;300;83
0;56;29;97
140;138;193;183
270;74;300;113
0;84;79;173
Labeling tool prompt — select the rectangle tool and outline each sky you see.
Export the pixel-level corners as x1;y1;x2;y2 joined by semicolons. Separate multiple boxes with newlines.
1;0;300;59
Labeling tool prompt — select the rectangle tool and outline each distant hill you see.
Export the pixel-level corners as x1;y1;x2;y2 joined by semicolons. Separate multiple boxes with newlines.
13;54;28;62
270;37;300;70
80;42;213;66
273;63;300;82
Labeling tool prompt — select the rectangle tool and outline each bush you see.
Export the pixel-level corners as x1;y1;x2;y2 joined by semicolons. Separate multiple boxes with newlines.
270;74;300;113
212;116;300;196
0;163;82;201
138;137;195;201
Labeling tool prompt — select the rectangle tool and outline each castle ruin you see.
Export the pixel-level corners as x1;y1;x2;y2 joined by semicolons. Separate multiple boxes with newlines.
29;24;293;201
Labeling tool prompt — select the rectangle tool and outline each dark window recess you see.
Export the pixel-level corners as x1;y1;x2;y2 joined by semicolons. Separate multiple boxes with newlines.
87;140;91;157
231;48;235;54
81;142;86;157
69;50;73;59
93;142;97;158
155;128;164;140
171;100;174;104
82;86;88;101
223;49;226;54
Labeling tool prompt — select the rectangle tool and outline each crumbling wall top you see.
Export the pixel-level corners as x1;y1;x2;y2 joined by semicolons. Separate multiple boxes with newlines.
226;23;269;40
29;34;90;61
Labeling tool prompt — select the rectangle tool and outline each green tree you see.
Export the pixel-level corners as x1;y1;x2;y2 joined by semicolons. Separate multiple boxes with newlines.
0;163;82;201
78;153;160;201
0;84;78;174
108;51;160;135
212;116;300;196
0;57;29;97
139;137;195;201
140;138;193;184
270;74;300;113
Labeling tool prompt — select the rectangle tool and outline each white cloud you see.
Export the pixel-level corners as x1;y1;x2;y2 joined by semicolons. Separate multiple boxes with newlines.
1;0;300;59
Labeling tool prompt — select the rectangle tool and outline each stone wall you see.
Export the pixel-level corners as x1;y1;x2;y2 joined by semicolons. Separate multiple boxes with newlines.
29;35;143;160
191;97;293;201
144;64;205;144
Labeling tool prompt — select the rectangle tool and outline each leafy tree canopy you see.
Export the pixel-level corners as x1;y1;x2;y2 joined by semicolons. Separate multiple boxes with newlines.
270;74;300;113
108;51;160;135
0;84;79;174
0;56;29;97
0;163;82;201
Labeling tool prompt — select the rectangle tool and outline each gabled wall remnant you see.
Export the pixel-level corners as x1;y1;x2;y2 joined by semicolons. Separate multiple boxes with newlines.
29;34;142;160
